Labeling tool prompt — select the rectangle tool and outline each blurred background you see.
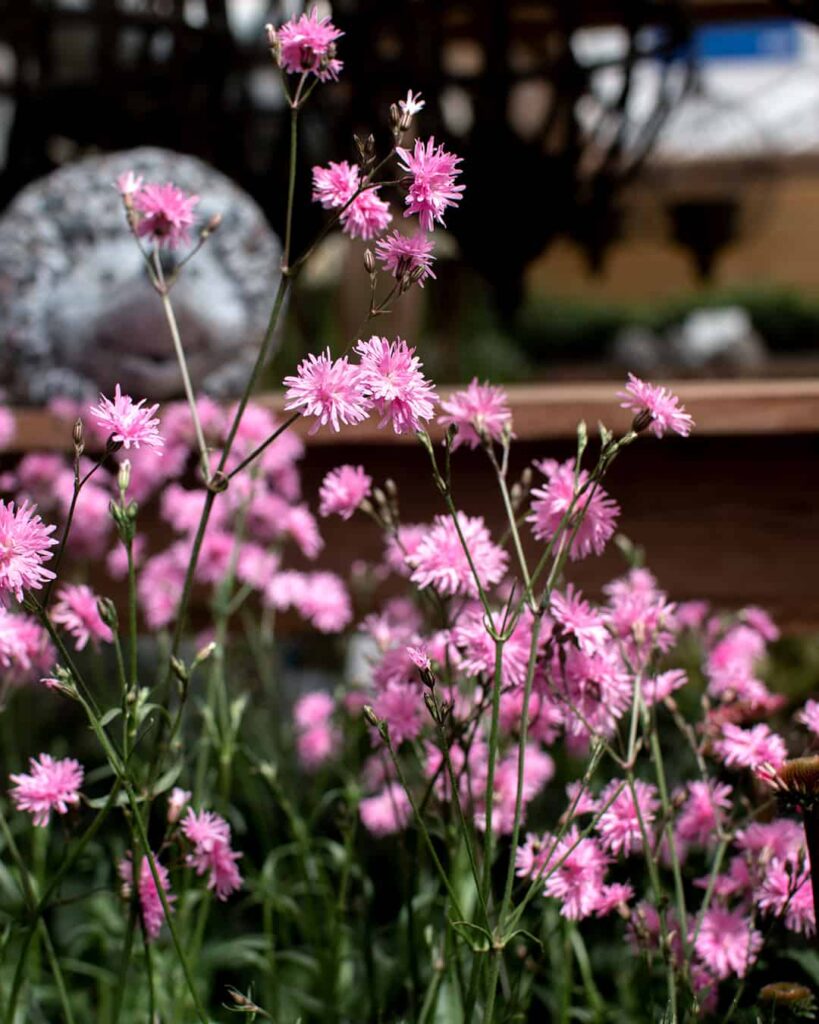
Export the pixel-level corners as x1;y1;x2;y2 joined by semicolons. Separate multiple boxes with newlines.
4;0;819;383
2;0;819;629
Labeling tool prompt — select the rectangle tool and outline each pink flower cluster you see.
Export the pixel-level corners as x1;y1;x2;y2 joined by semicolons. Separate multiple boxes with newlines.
181;808;243;901
0;499;57;603
283;336;437;437
117;175;200;250
275;8;343;81
118;852;175;942
293;690;340;770
9;754;84;827
52;583;113;650
91;384;163;452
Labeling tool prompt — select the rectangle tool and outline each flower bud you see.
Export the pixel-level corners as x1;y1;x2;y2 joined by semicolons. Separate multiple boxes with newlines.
97;597;118;629
167;787;191;824
363;248;376;274
118;459;131;496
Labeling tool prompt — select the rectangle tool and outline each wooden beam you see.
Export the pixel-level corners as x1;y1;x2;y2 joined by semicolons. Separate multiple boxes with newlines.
4;378;819;452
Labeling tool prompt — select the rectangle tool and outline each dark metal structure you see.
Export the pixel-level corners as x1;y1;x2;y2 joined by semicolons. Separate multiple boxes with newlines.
0;0;780;311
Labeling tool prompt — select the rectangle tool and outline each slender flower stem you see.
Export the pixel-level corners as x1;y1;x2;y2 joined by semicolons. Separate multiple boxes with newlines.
0;805;75;1024
486;444;534;611
380;728;466;921
42;450;108;608
226;411;301;481
479;639;505;915
152;251;211;482
498;616;543;918
282;99;299;268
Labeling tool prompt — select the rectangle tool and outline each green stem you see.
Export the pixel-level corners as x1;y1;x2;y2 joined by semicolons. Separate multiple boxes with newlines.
153;251;211;483
381;730;466;921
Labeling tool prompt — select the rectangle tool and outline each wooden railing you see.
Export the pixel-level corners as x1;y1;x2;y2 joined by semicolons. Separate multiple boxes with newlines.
3;379;819;630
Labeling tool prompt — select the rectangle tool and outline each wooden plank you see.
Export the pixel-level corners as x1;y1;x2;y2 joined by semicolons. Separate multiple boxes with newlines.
4;378;819;451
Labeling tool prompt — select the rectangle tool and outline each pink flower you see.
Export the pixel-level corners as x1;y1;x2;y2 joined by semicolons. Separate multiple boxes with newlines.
383;523;428;577
399;90;425;116
52;584;113;651
713;722;787;772
283;349;370;434
550;585;609;656
10;754;83;827
544;643;632;741
311;162;391;239
693;907;762;979
437;379;512;450
115;170;143;196
407;644;432;672
319;465;372;519
342;189;392;240
276;7;343;81
675;781;733;849
796;699;819;736
298;572;352;632
0;500;57;602
372;683;422;746
757;860;815;935
735;820;804;866
595;780;658;857
167;787;191;824
0;608;54;681
294;691;335;729
355;336;437;434
134;182;199;250
312;161;358;208
617;373;694;438
181;809;243;901
474;746;554;834
527;459;619;561
409;513;508;598
359;783;411;837
643;669;688;706
537;827;611;920
91;385;163;451
396;137;464;232
0;408;15;448
297;724;339;770
374;231;436;286
118;852;175;941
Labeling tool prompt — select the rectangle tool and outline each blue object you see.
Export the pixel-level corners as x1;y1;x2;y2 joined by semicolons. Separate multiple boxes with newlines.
694;19;799;61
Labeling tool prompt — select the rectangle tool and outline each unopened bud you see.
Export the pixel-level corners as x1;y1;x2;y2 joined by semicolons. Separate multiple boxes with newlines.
167;787;191;824
201;212;222;240
192;641;218;670
97;597;118;629
73;418;84;453
363;705;380;729
363;248;376;274
399;110;412;133
372;487;387;508
354;133;376;167
171;656;188;685
389;102;401;130
118;459;131;495
423;691;437;718
265;23;281;63
384;478;397;499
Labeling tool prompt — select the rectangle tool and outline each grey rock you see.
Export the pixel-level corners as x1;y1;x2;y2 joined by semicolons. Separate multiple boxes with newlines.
0;147;282;403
